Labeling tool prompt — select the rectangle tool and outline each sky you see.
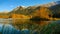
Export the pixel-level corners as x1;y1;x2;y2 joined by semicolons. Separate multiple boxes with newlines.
0;0;59;12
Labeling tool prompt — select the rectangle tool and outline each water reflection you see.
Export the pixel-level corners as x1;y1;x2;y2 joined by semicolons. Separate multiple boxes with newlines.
0;24;21;34
0;24;40;34
0;18;60;34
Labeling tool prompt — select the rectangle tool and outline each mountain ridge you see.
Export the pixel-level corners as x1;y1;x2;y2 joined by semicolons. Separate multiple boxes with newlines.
0;1;60;19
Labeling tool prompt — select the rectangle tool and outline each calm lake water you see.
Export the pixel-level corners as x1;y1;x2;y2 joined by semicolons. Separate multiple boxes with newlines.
0;18;29;34
0;18;60;34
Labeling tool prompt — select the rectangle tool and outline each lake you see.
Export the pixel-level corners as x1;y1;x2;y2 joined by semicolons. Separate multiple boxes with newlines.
0;18;60;34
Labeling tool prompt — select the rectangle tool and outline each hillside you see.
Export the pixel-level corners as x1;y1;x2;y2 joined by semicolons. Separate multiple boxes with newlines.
50;3;60;18
0;1;60;19
9;6;52;20
0;12;9;18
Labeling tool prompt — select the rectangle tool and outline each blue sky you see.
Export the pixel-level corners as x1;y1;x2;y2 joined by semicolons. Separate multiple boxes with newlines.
0;0;59;12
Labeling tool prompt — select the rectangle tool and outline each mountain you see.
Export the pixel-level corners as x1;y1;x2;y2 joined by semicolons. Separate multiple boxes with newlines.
49;1;60;18
9;6;36;15
56;1;60;4
40;2;56;7
9;6;51;20
8;1;60;19
40;1;60;7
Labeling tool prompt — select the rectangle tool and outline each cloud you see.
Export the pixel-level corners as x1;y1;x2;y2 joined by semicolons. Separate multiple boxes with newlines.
10;5;14;8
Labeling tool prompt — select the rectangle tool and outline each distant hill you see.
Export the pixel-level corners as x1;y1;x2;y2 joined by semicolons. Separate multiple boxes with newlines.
0;12;9;18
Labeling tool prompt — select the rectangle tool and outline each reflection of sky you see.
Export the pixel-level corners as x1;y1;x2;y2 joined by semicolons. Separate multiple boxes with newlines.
0;24;3;32
0;24;29;34
0;0;59;12
0;24;18;34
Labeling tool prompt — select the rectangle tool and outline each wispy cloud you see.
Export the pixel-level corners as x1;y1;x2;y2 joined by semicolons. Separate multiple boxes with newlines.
10;5;14;8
